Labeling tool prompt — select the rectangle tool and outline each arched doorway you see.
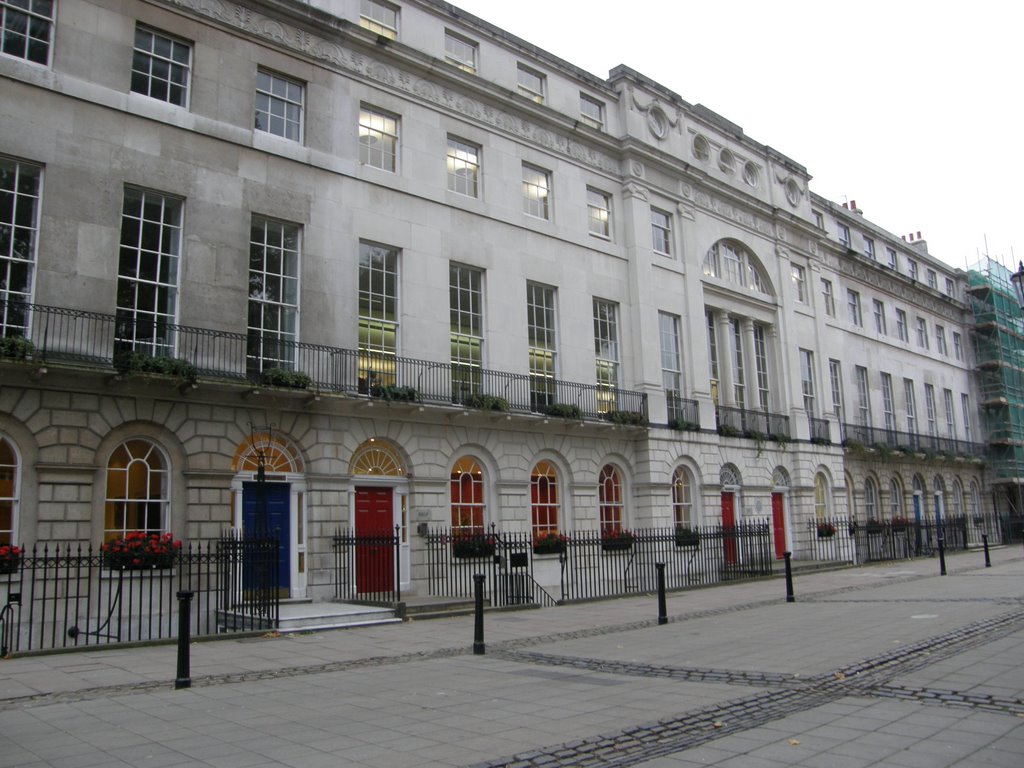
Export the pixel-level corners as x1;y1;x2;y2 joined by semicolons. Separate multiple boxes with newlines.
770;467;791;559
232;432;306;598
349;440;410;594
720;465;741;564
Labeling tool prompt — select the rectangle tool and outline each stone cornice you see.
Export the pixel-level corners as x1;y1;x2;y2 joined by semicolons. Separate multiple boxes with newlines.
836;253;967;317
162;0;619;174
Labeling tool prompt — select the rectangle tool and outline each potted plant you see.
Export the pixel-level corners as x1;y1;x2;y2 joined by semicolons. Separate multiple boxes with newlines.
259;367;313;389
450;532;495;558
717;423;741;438
532;530;568;555
114;351;198;385
0;544;22;574
371;384;419;402
0;336;34;360
865;518;883;534
890;516;909;532
102;532;181;569
462;393;509;412
674;526;700;548
816;521;837;539
602;410;648;427
542;403;583;420
669;418;700;432
600;528;635;552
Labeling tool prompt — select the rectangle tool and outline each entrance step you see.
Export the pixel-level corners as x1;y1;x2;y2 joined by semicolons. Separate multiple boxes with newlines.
275;599;401;633
400;595;477;621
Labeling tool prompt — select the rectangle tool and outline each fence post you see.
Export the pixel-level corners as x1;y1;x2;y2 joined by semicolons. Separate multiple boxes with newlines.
656;562;667;625
937;535;947;576
175;590;194;689
472;573;485;655
783;552;795;603
982;534;991;567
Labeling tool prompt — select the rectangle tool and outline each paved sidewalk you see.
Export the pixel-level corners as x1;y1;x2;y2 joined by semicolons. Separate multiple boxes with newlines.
1;547;1022;767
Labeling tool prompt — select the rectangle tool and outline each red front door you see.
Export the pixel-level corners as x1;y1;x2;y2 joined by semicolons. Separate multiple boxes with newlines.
722;492;737;564
355;487;394;593
771;492;786;559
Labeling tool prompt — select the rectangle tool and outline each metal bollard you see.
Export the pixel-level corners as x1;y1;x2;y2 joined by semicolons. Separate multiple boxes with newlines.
656;562;667;625
472;573;485;655
937;536;947;576
983;534;991;568
784;552;795;603
175;590;194;690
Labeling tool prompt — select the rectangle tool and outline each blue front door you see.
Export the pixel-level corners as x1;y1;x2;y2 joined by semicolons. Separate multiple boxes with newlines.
243;481;290;591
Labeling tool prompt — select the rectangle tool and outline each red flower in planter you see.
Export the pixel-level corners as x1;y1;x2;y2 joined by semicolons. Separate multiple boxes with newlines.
0;544;22;574
102;532;181;569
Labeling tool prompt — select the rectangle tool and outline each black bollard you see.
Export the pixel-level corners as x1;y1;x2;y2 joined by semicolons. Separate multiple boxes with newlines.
783;552;795;603
937;536;947;576
472;573;485;655
983;534;991;568
175;590;194;690
656;562;667;625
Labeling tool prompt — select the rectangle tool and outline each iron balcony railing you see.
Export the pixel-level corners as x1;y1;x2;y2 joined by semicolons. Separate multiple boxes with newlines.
666;392;700;429
1;300;647;424
839;423;987;459
809;416;831;444
715;405;791;440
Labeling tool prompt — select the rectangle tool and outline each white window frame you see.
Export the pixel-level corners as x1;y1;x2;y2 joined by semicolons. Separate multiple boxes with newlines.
359;105;399;172
579;93;604;130
360;0;398;39
863;236;875;259
0;0;54;65
881;373;895;431
916;317;929;349
651;208;672;256
821;279;835;317
446;136;480;198
247;216;300;375
131;25;192;107
587;187;611;238
791;264;806;303
444;30;477;73
517;63;545;103
522;163;551;220
847;289;862;327
837;223;850;247
873;299;886;335
255;69;304;142
895;309;908;342
0;158;41;336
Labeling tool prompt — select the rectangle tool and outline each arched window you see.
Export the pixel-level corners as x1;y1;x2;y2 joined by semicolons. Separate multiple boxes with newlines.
105;439;169;540
702;241;769;295
969;481;981;518
450;457;484;534
951;479;964;517
672;466;694;528
864;477;878;520
531;461;559;537
598;464;623;533
889;478;903;519
813;473;828;520
0;436;19;546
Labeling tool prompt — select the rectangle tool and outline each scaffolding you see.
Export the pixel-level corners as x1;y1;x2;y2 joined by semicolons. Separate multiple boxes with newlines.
967;258;1024;531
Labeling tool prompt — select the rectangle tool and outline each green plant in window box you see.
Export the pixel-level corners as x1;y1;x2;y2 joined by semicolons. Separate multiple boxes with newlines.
542;403;583;420
371;384;419;402
717;423;741;438
259;367;313;389
674;526;700;548
0;335;34;360
462;393;509;412
669;418;700;432
114;351;198;384
450;532;496;558
602;410;648;427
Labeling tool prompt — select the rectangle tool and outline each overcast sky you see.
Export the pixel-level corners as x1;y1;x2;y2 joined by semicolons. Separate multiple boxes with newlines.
450;0;1021;272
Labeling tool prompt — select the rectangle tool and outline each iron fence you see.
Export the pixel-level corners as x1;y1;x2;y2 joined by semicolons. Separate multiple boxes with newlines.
331;528;403;604
809;417;831;444
423;524;773;606
715;406;791;440
3;300;646;424
0;533;278;655
839;423;986;459
802;514;1003;566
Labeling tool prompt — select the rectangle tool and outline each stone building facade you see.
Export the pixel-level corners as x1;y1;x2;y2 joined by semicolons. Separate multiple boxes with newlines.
0;0;984;599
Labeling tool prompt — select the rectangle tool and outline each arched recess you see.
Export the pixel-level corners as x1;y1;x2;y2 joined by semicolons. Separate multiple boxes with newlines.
932;475;947;522
702;239;775;297
231;431;307;599
718;464;742;564
769;466;791;558
598;463;626;534
347;438;410;593
888;476;905;519
911;473;927;523
0;434;21;546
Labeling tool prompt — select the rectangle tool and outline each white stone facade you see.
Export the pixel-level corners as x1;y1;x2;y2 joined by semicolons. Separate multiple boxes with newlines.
0;0;985;598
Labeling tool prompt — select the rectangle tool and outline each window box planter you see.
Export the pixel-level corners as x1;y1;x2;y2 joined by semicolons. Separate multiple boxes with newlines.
114;351;198;385
542;403;583;420
451;534;495;559
259;367;313;389
816;522;837;539
890;517;909;532
0;336;33;361
865;520;884;535
532;531;567;555
600;530;635;552
674;527;700;548
101;532;182;570
669;419;700;433
0;545;21;574
371;385;419;402
602;410;648;427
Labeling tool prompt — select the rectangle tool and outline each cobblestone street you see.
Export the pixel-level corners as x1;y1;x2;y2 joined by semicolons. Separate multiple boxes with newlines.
2;549;1022;767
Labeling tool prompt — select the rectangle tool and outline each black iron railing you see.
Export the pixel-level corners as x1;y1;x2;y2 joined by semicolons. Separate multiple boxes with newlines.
802;514;1002;566
716;406;791;440
839;423;987;459
1;300;647;424
423;524;773;606
331;528;402;605
0;533;279;655
809;417;831;444
667;392;701;429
